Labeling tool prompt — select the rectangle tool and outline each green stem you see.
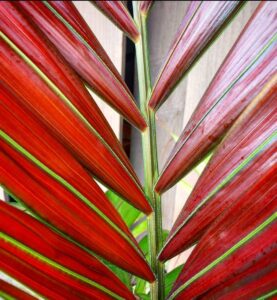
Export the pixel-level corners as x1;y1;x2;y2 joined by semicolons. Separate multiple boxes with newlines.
133;3;164;300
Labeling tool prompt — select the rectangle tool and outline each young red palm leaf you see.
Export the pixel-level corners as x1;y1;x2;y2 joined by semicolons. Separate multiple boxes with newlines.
0;201;136;299
0;1;275;298
0;248;98;300
17;1;146;131
92;1;139;42
148;1;243;111
201;253;277;300
168;187;277;299
0;34;151;214
156;1;277;193
0;144;154;281
49;1;131;92
0;2;140;182
172;171;277;268
0;279;36;300
0;85;138;239
159;76;277;260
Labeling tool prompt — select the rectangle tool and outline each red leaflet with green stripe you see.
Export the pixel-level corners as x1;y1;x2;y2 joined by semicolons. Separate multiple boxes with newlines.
156;2;277;193
0;279;36;300
0;2;139;182
159;77;277;260
0;248;94;300
0;147;154;282
0;201;135;300
0;85;136;242
168;186;277;299
201;251;277;300
174;166;277;272
17;1;146;131
48;1;131;92
176;172;277;268
148;1;243;111
92;1;139;42
0;35;152;215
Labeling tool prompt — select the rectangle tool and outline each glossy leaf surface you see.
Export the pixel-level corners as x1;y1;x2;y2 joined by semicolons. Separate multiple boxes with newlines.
0;201;136;300
0;2;138;180
0;85;135;238
201;253;277;300
0;279;36;300
160;77;277;260
0;33;151;215
49;1;130;90
164;265;183;297
0;247;96;300
168;183;277;299
0;145;154;281
148;1;243;111
107;190;141;228
92;1;139;42
156;2;277;193
18;1;146;131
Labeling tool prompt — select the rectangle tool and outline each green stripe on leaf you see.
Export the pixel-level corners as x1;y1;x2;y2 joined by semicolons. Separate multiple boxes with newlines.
163;130;277;251
0;30;142;192
169;212;277;299
162;32;277;172
0;233;124;300
0;130;143;257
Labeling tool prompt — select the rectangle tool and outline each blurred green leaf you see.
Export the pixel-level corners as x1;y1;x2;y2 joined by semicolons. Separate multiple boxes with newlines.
133;230;169;297
136;293;150;300
105;263;132;291
139;231;169;256
134;277;147;296
165;265;183;297
106;190;141;228
132;217;147;238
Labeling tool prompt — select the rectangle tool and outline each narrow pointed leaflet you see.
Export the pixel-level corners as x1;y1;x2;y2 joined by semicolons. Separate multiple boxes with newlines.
0;2;139;182
159;75;277;261
0;248;95;300
17;1;146;130
92;1;139;42
0;279;36;300
0;85;137;243
148;1;243;111
156;1;277;193
0;201;136;300
167;181;277;299
0;28;152;215
48;1;131;91
201;254;277;300
0;143;154;281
